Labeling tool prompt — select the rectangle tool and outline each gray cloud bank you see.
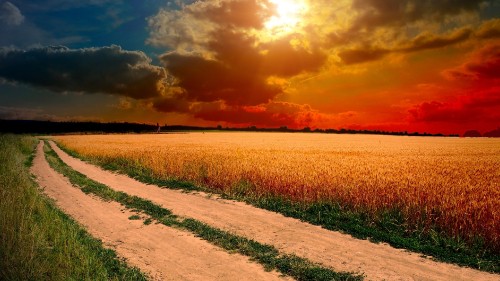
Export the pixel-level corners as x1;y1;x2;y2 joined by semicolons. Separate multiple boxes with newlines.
0;45;166;99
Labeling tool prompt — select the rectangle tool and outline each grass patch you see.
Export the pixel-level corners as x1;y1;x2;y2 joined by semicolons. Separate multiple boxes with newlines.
0;135;147;281
45;141;363;281
54;141;500;273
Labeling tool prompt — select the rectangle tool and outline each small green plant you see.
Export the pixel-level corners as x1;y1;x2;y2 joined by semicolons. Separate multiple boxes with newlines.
128;215;141;220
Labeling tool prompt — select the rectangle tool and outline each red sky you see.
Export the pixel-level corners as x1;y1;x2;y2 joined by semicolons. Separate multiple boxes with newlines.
0;0;499;135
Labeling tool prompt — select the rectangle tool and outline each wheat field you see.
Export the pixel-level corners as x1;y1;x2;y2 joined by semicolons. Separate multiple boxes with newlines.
53;133;500;250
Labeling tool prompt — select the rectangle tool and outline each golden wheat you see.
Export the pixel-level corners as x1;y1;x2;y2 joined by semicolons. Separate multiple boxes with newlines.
53;133;500;249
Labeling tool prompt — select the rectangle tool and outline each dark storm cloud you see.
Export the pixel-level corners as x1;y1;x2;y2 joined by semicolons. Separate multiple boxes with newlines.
0;45;166;99
161;50;281;106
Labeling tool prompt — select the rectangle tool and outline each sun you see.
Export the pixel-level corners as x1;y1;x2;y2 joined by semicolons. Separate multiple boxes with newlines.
264;0;308;37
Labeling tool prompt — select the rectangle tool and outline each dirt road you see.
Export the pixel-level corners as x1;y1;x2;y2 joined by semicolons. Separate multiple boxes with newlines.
32;141;288;281
49;140;499;281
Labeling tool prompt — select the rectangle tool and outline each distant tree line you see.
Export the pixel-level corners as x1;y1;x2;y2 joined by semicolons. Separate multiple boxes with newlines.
0;119;451;137
215;125;459;137
0;120;157;134
3;119;498;137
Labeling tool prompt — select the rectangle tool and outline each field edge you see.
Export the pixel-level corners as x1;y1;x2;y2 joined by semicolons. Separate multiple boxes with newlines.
52;139;500;273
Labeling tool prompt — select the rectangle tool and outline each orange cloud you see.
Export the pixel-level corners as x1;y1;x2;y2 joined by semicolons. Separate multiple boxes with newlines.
475;18;500;39
408;88;500;124
444;42;500;80
144;0;499;134
189;101;321;128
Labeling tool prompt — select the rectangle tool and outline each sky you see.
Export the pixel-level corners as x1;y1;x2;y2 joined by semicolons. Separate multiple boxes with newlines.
0;0;499;135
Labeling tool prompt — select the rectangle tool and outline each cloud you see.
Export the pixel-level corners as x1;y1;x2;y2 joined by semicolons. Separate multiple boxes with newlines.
147;2;218;51
152;95;191;113
161;51;281;106
338;28;476;64
0;45;166;99
444;42;500;80
152;96;326;129
349;0;485;32
149;1;327;107
400;28;472;52
330;1;500;65
338;47;390;65
191;0;273;29
142;0;500;130
475;18;500;39
189;101;321;128
409;88;500;123
0;1;24;25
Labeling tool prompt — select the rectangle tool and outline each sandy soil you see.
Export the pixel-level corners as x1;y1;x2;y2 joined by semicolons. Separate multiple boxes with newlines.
32;141;289;281
49;141;500;281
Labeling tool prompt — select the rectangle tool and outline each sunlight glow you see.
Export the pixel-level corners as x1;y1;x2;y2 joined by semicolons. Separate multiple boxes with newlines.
264;0;308;37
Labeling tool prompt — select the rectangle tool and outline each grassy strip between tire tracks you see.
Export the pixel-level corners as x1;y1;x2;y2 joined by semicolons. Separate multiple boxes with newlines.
0;135;147;281
44;141;363;281
54;140;500;273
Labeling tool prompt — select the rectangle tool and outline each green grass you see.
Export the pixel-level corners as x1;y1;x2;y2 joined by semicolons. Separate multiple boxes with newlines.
44;141;363;281
54;141;500;273
0;135;147;281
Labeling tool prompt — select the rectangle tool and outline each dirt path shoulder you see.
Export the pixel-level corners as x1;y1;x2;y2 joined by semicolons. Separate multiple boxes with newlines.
32;141;288;281
49;141;499;281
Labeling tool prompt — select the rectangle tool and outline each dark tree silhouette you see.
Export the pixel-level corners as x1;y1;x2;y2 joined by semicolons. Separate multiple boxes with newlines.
484;128;500;138
463;130;482;137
